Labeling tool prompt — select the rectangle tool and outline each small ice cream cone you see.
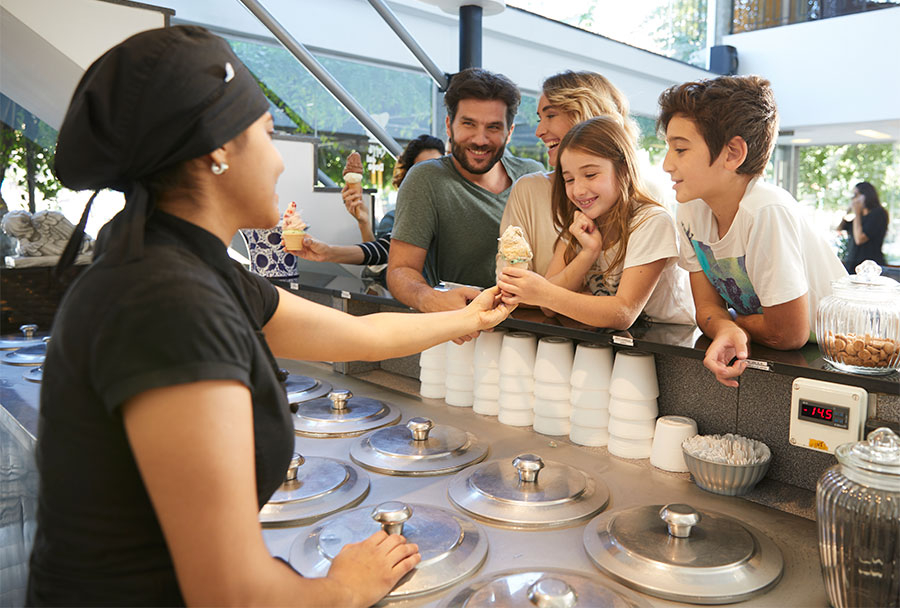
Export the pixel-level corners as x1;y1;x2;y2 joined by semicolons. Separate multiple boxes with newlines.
281;201;307;250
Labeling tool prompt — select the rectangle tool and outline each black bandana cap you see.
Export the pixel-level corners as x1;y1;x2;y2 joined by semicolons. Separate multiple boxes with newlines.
54;25;269;275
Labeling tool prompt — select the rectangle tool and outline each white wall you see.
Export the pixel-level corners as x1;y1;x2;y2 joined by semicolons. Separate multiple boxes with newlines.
723;7;900;129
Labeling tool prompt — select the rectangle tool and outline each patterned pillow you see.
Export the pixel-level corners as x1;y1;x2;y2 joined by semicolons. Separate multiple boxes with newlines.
240;227;298;278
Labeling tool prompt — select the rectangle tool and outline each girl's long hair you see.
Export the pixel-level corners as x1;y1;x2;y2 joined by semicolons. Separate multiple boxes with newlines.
855;181;889;223
551;116;661;279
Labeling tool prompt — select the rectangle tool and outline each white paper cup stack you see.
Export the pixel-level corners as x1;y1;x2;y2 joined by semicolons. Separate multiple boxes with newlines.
607;351;659;459
497;332;537;427
444;340;475;407
532;337;575;436
418;342;447;399
568;343;613;447
472;329;506;415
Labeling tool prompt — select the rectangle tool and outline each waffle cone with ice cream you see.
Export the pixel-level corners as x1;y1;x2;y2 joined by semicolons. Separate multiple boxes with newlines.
343;151;364;196
496;225;533;280
281;201;307;250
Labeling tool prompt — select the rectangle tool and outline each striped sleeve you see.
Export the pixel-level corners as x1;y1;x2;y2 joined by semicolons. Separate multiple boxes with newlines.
357;235;391;265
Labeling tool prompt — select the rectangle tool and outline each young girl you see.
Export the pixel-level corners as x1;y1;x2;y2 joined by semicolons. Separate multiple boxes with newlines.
498;117;694;328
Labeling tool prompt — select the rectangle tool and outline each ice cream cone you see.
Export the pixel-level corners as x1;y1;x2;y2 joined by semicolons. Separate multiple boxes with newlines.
282;230;305;250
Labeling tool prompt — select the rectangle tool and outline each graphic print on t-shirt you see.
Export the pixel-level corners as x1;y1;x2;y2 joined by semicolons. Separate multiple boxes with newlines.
690;239;762;316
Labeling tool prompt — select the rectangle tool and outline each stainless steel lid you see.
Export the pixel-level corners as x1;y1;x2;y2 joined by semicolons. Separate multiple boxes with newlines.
259;453;370;527
440;568;652;608
448;454;610;529
289;501;488;600
0;324;44;350
283;373;333;404
23;366;43;383
350;417;488;476
583;503;784;604
2;340;47;366
293;389;400;437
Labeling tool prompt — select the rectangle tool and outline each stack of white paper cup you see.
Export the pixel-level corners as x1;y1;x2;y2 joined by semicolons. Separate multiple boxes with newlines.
608;351;659;459
418;342;447;399
472;329;506;415
532;337;575;436
444;340;475;407
569;343;613;446
497;332;537;427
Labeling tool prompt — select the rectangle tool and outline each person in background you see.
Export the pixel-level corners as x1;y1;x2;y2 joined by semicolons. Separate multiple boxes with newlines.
28;26;512;607
658;75;846;387
497;117;693;328
387;68;544;312
837;181;889;272
293;134;444;266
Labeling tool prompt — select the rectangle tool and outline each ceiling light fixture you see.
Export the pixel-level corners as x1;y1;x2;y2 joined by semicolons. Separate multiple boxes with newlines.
854;129;892;140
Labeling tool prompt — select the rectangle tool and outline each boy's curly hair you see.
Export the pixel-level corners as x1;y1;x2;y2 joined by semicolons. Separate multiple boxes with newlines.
657;75;778;176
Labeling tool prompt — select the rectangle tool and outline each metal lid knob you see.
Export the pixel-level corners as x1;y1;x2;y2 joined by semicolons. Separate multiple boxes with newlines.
406;417;434;441
513;454;545;483
284;453;305;482
528;578;577;608
328;389;352;412
371;501;412;535
659;503;701;538
19;324;37;338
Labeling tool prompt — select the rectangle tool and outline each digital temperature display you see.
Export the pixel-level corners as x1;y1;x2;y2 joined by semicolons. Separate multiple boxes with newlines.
798;400;849;429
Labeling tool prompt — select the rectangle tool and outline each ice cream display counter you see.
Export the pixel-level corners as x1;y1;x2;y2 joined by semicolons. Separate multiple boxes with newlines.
260;359;827;607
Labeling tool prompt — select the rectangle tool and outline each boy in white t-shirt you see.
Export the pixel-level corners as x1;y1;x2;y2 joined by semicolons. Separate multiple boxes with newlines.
657;75;846;387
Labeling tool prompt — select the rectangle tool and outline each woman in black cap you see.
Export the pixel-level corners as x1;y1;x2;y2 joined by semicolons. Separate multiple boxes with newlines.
28;26;511;607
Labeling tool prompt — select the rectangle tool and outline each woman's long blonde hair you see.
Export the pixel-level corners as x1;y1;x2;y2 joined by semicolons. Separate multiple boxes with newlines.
542;71;639;145
551;117;660;278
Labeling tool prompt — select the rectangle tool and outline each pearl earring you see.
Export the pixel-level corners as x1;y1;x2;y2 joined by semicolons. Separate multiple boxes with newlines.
211;161;229;175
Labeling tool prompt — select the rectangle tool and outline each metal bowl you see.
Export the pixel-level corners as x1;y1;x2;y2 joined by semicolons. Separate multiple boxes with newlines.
682;450;771;496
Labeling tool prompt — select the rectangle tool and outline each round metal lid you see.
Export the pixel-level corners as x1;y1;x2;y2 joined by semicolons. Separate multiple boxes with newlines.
2;341;47;366
293;389;400;437
23;366;43;383
583;504;783;604
448;454;610;529
350;417;488;476
440;568;652;608
259;454;370;527
289;501;488;600
0;324;45;350
282;372;333;404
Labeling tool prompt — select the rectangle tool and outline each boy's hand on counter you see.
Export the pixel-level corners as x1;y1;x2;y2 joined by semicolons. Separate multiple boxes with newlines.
704;325;749;388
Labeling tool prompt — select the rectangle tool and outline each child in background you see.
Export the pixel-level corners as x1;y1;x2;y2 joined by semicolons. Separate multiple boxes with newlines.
658;75;846;387
497;116;694;328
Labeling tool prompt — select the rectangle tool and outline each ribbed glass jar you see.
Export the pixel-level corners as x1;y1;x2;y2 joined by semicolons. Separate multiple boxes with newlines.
816;427;900;608
816;261;900;375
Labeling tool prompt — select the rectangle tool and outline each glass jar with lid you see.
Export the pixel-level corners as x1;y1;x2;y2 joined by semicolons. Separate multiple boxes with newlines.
816;427;900;608
816;260;900;375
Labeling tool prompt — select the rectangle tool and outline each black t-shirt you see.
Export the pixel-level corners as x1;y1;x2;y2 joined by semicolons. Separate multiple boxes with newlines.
27;212;294;606
844;207;888;271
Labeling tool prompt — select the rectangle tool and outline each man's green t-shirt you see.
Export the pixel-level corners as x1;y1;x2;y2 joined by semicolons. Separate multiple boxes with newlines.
391;154;544;288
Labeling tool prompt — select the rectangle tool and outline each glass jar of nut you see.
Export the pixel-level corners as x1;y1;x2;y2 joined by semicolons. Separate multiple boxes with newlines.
817;261;900;375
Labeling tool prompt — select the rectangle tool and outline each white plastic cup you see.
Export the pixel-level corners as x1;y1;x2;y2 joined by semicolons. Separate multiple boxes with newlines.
570;407;610;428
419;342;448;370
474;329;506;369
445;389;474;407
533;380;570;401
570;343;614;390
445;372;475;392
498;408;534;427
498;332;538;376
419;368;445;384
609;351;659;400
608;435;653;459
533;397;571;418
473;382;500;400
608;396;659;421
570;425;610;447
570;388;611;410
419;382;446;399
533;337;575;384
446;340;476;375
533;415;570;436
473;397;499;416
650;416;698;472
499;375;534;393
608;416;656;440
474;367;501;385
498;391;533;411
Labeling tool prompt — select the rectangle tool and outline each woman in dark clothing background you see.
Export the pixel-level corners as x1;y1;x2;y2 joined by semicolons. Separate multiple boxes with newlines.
839;181;889;272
